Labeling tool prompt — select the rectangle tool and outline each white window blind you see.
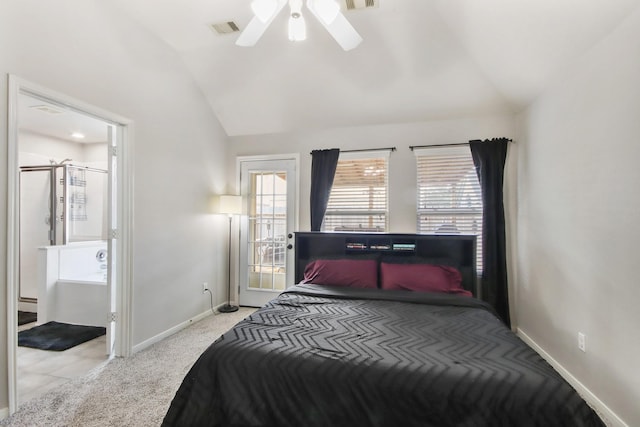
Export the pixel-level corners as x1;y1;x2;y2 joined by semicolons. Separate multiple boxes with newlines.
414;145;483;271
322;151;389;232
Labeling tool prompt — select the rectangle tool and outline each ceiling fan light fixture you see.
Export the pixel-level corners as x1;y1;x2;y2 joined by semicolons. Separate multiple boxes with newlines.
308;0;340;25
288;14;307;41
251;0;279;23
237;0;361;49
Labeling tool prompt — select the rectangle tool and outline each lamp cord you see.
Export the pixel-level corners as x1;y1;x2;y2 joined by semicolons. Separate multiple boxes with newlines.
204;288;214;315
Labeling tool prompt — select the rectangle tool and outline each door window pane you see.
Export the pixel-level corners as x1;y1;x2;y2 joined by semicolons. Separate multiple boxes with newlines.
247;172;287;291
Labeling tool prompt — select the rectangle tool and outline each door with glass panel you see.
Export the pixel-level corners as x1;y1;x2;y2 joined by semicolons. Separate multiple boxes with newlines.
239;158;296;307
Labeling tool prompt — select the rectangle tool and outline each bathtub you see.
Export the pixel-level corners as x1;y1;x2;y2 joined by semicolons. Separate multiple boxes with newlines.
37;241;108;328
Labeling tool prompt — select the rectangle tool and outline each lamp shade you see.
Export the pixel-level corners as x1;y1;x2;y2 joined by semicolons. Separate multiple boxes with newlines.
219;195;242;215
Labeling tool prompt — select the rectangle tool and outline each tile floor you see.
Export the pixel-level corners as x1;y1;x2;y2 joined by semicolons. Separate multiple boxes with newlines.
17;321;109;406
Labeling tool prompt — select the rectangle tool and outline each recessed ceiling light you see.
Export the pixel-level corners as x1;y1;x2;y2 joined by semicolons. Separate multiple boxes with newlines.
71;132;85;139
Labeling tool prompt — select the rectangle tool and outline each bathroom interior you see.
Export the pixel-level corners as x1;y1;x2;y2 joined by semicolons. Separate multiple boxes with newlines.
16;92;112;405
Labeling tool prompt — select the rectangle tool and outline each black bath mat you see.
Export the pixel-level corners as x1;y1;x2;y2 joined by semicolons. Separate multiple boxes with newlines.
18;311;37;326
18;321;105;351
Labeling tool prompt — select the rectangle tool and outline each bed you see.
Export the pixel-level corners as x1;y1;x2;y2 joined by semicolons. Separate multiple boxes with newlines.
162;232;604;427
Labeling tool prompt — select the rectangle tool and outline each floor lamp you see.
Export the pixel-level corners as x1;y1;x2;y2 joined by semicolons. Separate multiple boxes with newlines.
218;195;242;313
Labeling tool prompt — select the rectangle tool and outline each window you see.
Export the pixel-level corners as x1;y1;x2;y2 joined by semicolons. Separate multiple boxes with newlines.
414;145;483;271
247;171;288;291
322;151;389;232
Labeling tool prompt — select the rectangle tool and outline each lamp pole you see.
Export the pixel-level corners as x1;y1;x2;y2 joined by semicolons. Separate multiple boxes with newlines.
219;213;238;313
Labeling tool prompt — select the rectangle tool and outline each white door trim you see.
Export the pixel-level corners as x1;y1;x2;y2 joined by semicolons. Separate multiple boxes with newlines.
235;154;300;306
5;75;134;414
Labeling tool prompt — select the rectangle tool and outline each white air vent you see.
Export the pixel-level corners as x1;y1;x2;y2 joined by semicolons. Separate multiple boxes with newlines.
342;0;378;10
30;104;65;115
210;21;240;35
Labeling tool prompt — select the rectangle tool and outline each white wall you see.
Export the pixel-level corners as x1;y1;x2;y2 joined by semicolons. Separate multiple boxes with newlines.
227;114;517;232
82;142;109;168
516;6;640;427
0;0;229;412
19;131;85;166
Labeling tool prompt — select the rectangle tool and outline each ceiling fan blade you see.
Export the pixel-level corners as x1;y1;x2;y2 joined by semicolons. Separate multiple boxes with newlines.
236;0;288;47
236;16;269;47
309;10;363;51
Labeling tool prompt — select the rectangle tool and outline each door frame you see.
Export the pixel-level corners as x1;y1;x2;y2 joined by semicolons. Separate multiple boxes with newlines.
5;75;134;414
236;154;299;306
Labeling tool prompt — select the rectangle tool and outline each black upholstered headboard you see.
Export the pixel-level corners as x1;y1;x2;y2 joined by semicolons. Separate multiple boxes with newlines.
294;232;478;296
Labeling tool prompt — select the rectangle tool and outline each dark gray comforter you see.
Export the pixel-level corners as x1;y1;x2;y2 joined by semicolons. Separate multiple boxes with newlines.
163;284;604;427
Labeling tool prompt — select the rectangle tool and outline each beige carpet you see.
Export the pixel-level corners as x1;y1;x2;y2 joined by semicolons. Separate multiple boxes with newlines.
1;307;255;427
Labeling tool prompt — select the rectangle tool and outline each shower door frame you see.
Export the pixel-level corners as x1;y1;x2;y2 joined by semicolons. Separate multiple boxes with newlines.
19;166;60;247
22;164;109;245
18;165;60;304
6;75;135;415
18;164;110;303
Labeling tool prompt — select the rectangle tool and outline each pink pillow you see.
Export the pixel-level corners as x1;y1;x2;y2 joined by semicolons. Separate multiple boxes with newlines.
302;259;378;289
380;262;472;296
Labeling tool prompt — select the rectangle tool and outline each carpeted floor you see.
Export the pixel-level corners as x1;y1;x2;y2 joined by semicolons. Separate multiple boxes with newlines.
1;307;255;427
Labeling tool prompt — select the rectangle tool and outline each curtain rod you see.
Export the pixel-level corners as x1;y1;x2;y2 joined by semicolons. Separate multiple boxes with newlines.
409;140;513;151
310;147;396;155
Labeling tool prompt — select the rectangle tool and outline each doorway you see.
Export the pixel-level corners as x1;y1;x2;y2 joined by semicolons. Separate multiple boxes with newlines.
238;156;298;307
6;76;133;414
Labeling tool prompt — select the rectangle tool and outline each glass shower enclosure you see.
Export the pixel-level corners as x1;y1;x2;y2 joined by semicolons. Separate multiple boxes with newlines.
19;164;108;302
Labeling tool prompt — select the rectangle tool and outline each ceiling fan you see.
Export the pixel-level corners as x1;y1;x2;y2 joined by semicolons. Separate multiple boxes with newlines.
236;0;363;51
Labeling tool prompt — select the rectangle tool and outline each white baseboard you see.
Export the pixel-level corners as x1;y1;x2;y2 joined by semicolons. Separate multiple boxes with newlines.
132;307;220;354
517;328;627;427
0;407;9;420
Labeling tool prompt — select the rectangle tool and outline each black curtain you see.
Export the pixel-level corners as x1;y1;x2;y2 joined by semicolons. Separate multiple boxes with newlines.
469;138;510;327
310;149;340;231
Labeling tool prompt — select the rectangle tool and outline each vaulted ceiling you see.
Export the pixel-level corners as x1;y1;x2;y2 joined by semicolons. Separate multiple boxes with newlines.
109;0;638;137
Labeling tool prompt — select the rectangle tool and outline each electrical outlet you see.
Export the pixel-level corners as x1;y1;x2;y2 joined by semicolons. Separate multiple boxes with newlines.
578;332;586;352
202;282;209;293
